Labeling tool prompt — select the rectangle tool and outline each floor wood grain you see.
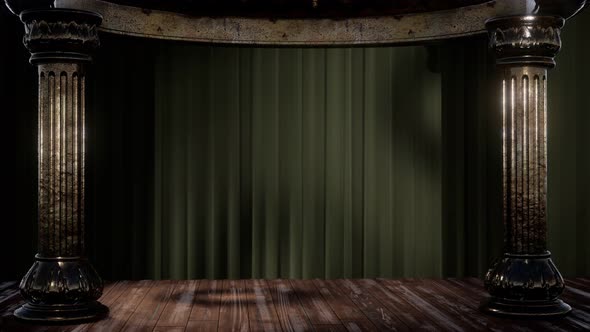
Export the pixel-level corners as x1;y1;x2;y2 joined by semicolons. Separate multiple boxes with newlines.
245;280;281;332
1;278;589;331
218;280;249;332
190;280;222;322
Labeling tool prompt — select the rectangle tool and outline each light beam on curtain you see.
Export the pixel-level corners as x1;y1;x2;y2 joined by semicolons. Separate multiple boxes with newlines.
153;45;444;280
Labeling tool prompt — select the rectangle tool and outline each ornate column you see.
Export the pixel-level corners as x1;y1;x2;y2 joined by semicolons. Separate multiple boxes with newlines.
6;3;107;322
482;15;570;317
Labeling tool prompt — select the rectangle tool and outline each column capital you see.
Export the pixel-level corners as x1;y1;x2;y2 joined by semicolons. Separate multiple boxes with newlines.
486;15;564;68
19;9;102;63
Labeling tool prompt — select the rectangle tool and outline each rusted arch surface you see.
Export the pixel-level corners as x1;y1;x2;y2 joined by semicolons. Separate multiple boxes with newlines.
53;0;504;46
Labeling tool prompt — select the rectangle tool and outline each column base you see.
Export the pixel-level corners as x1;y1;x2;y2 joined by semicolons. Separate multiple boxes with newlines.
14;301;108;323
480;297;571;318
15;255;107;323
482;251;571;318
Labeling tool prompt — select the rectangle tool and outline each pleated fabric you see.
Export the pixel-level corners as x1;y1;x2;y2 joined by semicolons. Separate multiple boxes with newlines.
152;46;444;279
83;8;590;280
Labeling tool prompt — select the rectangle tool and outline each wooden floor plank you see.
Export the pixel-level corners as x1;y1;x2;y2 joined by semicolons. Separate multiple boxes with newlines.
428;279;480;311
573;278;590;288
156;280;199;328
267;279;313;332
120;280;175;332
341;319;380;332
312;279;370;323
565;278;590;290
244;279;282;332
313;324;347;331
382;278;501;332
153;327;185;332
464;277;484;287
88;280;155;331
0;288;20;308
359;279;445;331
189;280;222;322
185;320;218;332
563;291;590;313
338;279;408;331
218;279;249;332
565;281;590;302
0;281;17;291
101;281;133;305
72;281;131;332
1;278;590;332
555;279;590;331
0;281;18;301
428;279;518;332
445;278;486;297
0;290;30;332
559;291;590;323
88;280;153;332
313;280;379;332
290;279;339;325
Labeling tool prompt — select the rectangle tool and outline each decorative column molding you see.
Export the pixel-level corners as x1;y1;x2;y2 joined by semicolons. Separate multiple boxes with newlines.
12;8;107;322
482;15;570;317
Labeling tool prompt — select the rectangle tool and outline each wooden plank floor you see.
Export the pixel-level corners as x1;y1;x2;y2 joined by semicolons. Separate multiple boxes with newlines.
1;278;589;331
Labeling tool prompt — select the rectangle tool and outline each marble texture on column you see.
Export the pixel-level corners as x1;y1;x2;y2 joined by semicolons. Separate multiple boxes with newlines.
502;66;548;255
38;63;86;258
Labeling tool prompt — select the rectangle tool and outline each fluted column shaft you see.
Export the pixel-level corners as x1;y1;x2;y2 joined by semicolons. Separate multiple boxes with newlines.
502;66;548;255
38;63;86;258
481;15;571;318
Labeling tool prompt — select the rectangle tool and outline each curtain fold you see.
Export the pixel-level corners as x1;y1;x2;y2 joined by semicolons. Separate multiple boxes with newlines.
146;44;447;280
549;12;590;276
80;8;589;280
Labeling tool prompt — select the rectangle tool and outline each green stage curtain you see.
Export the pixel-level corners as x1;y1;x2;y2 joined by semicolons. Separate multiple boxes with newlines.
2;7;588;281
548;12;590;278
87;10;589;280
88;38;500;280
